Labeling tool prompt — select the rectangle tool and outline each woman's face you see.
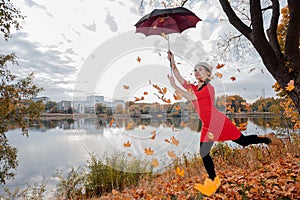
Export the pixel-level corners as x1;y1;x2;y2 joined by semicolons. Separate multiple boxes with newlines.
194;66;210;82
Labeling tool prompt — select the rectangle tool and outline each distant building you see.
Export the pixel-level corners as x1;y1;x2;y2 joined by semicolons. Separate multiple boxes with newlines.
31;96;51;104
57;100;72;112
73;101;85;113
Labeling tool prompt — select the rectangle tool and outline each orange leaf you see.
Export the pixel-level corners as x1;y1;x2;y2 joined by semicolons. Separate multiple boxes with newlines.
144;147;154;155
170;136;179;146
230;76;236;81
215;72;223;79
136;56;141;63
174;105;181;111
150;130;156;140
167;151;177;158
165;139;171;143
216;63;225;69
143;91;148;95
151;158;159;167
285;80;295;91
109;118;115;127
180;121;186;127
162;87;167;94
123;140;131;147
123;85;129;89
126;121;135;130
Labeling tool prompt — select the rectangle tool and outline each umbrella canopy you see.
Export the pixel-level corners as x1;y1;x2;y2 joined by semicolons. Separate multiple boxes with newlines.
134;7;201;36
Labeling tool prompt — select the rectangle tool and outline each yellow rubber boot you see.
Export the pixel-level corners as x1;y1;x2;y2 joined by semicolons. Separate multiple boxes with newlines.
194;176;221;197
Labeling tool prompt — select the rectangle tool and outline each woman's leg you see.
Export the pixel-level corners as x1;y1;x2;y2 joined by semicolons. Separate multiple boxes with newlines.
200;142;216;180
233;134;271;147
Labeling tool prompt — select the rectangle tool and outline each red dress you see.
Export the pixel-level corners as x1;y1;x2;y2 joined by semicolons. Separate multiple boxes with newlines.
183;81;241;142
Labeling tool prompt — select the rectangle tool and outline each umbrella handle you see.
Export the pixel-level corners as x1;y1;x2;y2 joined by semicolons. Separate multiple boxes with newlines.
167;36;173;75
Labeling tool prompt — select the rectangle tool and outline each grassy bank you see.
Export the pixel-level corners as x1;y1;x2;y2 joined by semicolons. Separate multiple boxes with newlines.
53;133;299;200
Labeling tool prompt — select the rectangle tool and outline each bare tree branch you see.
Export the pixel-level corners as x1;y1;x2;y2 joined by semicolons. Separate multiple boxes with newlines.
266;0;283;58
219;0;252;40
261;5;272;12
181;0;188;7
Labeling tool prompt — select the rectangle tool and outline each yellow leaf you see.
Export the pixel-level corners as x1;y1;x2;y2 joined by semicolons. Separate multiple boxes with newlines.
175;167;184;177
285;80;295;91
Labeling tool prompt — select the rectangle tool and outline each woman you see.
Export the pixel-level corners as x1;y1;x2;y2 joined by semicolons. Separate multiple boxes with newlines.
167;51;272;196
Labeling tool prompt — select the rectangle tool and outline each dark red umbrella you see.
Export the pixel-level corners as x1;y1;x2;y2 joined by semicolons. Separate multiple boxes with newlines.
134;7;201;38
134;7;201;72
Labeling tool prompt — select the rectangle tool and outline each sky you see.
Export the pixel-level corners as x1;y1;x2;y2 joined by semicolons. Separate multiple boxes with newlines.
1;0;281;103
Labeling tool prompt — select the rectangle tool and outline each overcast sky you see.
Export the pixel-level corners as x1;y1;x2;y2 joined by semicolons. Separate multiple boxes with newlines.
1;0;280;103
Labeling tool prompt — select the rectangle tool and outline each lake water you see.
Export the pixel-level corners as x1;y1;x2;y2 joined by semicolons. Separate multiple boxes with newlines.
3;116;285;198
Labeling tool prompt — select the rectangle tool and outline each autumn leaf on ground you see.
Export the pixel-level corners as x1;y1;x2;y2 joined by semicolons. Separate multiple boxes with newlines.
136;56;141;63
175;167;184;177
285;80;295;91
216;63;225;69
151;159;159;168
150;130;156;140
230;77;236;81
126;121;135;130
123;140;131;147
215;72;223;79
109;118;115;127
144;147;154;155
167;151;176;158
123;85;129;89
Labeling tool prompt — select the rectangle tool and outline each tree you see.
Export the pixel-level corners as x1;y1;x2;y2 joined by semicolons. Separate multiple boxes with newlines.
218;0;300;113
0;0;43;184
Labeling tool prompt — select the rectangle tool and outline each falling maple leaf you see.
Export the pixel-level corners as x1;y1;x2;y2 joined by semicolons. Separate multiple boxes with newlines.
167;151;176;158
123;140;131;147
237;68;241;73
230;77;236;81
126;121;135;130
151;159;159;168
162;87;167;94
134;96;144;102
175;167;185;177
173;92;182;100
143;91;148;95
109;118;115;127
144;147;154;155
285;80;295;91
150;130;156;140
123;85;129;89
136;56;141;63
149;80;152;84
261;69;264;73
216;63;225;69
215;72;223;79
170;136;179;146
